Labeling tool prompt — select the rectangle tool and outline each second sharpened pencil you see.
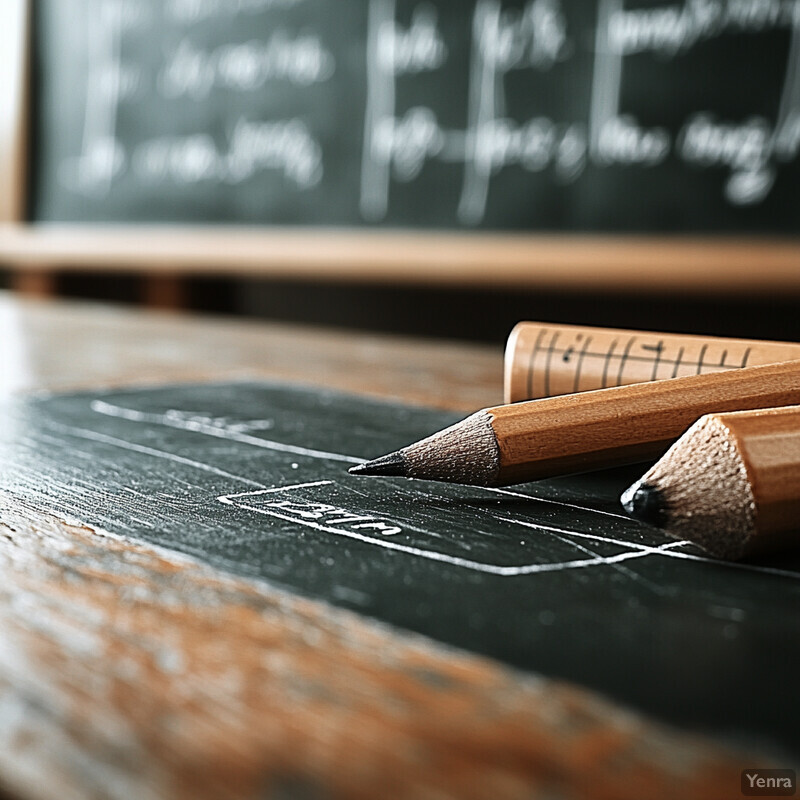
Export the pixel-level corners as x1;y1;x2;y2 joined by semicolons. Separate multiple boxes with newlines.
621;405;800;559
349;360;800;487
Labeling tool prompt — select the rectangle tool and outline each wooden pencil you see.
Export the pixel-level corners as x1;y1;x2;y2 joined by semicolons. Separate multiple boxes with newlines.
621;405;800;559
349;360;800;486
504;321;800;402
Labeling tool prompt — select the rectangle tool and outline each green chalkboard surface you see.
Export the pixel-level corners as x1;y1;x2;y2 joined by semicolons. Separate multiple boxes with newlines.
1;380;799;760
30;0;800;232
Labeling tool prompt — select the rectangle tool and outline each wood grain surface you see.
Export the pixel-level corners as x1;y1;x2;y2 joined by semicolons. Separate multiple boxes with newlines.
0;294;765;799
0;294;501;409
3;227;800;290
490;359;800;484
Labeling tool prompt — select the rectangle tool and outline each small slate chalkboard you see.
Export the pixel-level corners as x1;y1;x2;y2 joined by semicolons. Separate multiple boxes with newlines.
1;380;799;759
30;0;800;233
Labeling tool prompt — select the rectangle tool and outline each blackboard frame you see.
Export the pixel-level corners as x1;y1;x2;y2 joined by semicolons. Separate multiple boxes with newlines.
2;0;799;292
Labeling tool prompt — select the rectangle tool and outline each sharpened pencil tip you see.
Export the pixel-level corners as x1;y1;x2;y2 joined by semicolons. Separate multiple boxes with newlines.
348;451;406;477
621;481;666;527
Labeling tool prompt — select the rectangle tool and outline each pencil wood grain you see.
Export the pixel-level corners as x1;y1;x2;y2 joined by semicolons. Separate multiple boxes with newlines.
376;360;800;486
494;360;800;483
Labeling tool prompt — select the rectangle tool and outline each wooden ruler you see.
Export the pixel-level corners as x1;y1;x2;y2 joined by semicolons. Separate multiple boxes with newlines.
505;322;800;402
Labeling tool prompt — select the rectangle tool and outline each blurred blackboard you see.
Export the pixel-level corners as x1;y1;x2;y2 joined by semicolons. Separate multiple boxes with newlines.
30;0;800;233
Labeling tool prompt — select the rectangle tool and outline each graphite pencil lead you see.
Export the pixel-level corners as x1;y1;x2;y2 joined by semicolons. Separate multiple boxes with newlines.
620;481;666;527
349;451;406;477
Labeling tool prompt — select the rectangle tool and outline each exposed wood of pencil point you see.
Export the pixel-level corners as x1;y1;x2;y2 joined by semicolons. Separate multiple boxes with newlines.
622;404;800;559
350;360;800;487
350;412;500;483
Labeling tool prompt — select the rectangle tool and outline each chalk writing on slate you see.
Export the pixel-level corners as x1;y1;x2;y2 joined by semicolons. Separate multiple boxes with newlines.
1;381;799;759
31;0;800;231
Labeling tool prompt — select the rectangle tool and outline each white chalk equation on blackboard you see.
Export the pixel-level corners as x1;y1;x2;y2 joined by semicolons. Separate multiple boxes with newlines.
362;0;800;220
60;0;327;196
57;0;800;219
590;0;800;205
165;0;306;25
157;33;334;100
58;1;131;198
131;118;323;188
360;0;578;223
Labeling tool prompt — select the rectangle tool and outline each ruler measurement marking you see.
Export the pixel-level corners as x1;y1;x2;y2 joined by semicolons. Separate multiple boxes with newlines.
543;330;561;398
525;337;773;398
601;340;618;389
671;346;685;378
572;335;593;393
535;346;755;372
696;344;708;375
615;336;637;386
526;327;549;400
741;347;752;368
641;340;665;381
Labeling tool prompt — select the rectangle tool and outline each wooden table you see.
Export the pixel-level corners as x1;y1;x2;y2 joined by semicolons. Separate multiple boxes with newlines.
0;294;749;800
